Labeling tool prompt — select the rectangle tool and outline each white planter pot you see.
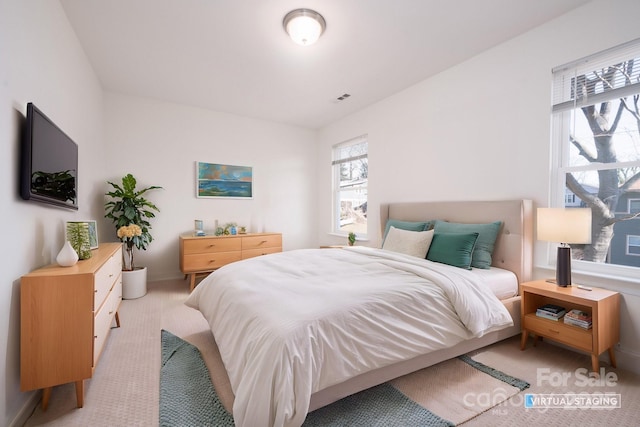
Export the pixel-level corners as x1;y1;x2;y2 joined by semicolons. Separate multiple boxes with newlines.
122;267;147;299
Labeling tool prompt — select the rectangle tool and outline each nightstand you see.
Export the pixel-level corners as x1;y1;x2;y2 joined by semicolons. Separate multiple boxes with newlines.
520;280;620;373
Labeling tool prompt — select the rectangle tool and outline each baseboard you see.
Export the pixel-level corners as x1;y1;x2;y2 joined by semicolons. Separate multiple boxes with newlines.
614;344;640;375
9;390;39;427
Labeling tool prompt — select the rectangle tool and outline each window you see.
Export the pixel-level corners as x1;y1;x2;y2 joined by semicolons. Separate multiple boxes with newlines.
551;38;640;273
627;235;640;256
332;136;368;236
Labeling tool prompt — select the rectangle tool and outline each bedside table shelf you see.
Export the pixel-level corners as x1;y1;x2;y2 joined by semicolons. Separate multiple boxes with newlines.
520;280;620;373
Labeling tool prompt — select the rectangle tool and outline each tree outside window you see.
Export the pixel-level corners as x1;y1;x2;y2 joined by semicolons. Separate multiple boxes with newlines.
332;137;368;236
552;40;640;270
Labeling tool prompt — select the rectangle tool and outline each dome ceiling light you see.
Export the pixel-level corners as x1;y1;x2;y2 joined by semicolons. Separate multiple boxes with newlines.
283;9;326;46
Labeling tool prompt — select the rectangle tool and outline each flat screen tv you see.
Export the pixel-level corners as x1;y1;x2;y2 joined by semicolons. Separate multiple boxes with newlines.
20;102;78;210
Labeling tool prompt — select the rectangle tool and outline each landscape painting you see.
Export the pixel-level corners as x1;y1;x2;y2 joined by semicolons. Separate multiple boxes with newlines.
196;162;253;199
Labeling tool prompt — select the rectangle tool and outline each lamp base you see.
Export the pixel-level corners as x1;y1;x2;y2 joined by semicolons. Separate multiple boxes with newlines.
556;246;572;287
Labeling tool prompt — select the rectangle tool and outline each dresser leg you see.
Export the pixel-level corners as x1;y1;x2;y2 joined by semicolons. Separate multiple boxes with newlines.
41;387;52;411
608;347;617;368
75;380;84;408
114;311;121;328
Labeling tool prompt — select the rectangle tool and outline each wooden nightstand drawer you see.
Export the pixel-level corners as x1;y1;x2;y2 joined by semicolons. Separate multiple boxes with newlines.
524;313;592;351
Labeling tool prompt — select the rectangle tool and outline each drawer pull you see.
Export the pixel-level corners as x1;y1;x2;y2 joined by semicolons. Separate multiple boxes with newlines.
260;240;268;245
109;273;114;278
109;310;114;315
207;244;215;248
94;290;98;293
209;259;216;263
548;328;560;334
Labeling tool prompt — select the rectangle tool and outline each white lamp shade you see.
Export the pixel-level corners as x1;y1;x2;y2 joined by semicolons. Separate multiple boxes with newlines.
537;208;592;244
284;9;326;46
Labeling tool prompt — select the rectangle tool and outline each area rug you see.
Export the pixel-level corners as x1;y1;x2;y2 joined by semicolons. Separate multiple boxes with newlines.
160;330;529;426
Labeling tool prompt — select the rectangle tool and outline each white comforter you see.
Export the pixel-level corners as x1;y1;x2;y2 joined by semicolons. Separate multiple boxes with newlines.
185;247;513;427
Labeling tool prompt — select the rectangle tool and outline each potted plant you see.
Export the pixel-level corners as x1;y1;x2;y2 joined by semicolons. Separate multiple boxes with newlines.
105;173;161;299
348;232;356;246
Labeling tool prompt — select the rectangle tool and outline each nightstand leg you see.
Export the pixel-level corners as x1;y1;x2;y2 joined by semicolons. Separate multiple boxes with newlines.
41;387;51;411
608;348;617;368
591;354;600;374
520;330;528;350
189;274;196;291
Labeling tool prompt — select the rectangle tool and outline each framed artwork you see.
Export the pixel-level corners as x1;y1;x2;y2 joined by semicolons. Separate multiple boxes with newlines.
196;162;253;199
86;220;99;249
66;220;99;250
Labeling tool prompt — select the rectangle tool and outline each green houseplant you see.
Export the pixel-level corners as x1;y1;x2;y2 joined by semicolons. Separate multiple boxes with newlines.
104;174;162;271
348;232;356;246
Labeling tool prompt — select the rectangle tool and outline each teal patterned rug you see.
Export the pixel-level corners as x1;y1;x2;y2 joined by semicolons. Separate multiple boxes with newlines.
160;330;528;426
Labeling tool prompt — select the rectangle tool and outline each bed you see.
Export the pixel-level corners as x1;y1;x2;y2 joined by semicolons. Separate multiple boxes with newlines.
185;199;533;427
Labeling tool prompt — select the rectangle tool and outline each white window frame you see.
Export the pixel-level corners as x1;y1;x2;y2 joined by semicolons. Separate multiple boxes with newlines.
332;135;368;237
550;38;640;280
627;235;640;257
629;198;640;214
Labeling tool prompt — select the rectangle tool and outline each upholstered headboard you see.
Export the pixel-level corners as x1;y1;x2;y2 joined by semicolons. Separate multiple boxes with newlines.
380;200;533;283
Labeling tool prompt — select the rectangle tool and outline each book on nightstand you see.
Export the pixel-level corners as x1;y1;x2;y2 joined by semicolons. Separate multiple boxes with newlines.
536;303;566;320
563;309;593;329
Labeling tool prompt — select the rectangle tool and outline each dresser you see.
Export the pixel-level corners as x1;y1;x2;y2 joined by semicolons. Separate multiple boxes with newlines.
21;242;123;410
179;233;282;290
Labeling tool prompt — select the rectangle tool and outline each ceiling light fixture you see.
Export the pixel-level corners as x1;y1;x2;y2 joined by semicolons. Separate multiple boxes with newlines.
283;9;326;46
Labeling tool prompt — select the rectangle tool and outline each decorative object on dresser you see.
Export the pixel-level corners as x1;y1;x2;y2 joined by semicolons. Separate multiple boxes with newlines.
537;208;592;286
179;232;282;291
66;221;92;260
105;173;162;299
520;279;619;373
55;240;79;267
20;242;123;411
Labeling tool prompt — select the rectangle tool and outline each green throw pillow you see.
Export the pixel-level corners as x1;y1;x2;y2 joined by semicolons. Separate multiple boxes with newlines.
433;220;502;269
426;232;479;269
382;219;432;244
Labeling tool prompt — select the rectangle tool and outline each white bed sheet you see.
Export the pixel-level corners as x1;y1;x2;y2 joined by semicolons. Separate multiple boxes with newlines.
185;247;514;427
469;266;519;300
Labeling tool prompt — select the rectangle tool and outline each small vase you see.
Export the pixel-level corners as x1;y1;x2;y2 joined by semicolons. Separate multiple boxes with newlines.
56;240;79;267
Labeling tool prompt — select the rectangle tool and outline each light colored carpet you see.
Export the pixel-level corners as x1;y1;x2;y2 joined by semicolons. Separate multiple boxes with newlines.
23;278;640;426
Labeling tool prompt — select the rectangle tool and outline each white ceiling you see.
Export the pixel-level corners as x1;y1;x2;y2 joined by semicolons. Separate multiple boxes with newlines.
60;0;590;129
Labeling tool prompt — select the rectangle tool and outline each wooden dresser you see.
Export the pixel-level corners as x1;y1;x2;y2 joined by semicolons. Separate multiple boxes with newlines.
21;242;123;410
179;232;282;290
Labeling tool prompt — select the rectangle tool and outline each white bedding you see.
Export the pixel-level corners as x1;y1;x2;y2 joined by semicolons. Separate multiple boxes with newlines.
185;246;514;427
470;266;519;300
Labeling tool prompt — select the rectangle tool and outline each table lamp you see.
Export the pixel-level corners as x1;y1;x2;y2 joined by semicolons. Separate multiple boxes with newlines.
537;207;592;287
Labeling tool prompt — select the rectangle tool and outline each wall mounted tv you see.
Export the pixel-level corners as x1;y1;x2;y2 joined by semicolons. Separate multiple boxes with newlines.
20;102;78;210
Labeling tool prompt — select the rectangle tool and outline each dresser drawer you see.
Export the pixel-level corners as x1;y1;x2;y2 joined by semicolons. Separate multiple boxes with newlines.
242;234;282;250
242;246;282;260
94;251;122;311
183;251;242;272
524;314;592;352
93;273;122;366
183;237;241;254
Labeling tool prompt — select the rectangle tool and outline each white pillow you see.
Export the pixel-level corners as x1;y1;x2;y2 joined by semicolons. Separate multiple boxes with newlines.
381;226;434;258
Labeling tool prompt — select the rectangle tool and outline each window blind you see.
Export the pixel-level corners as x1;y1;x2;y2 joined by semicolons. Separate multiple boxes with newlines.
552;37;640;113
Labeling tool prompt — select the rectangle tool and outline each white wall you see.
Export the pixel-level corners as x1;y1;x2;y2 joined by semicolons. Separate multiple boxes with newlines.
317;0;640;373
103;93;318;281
0;1;106;425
